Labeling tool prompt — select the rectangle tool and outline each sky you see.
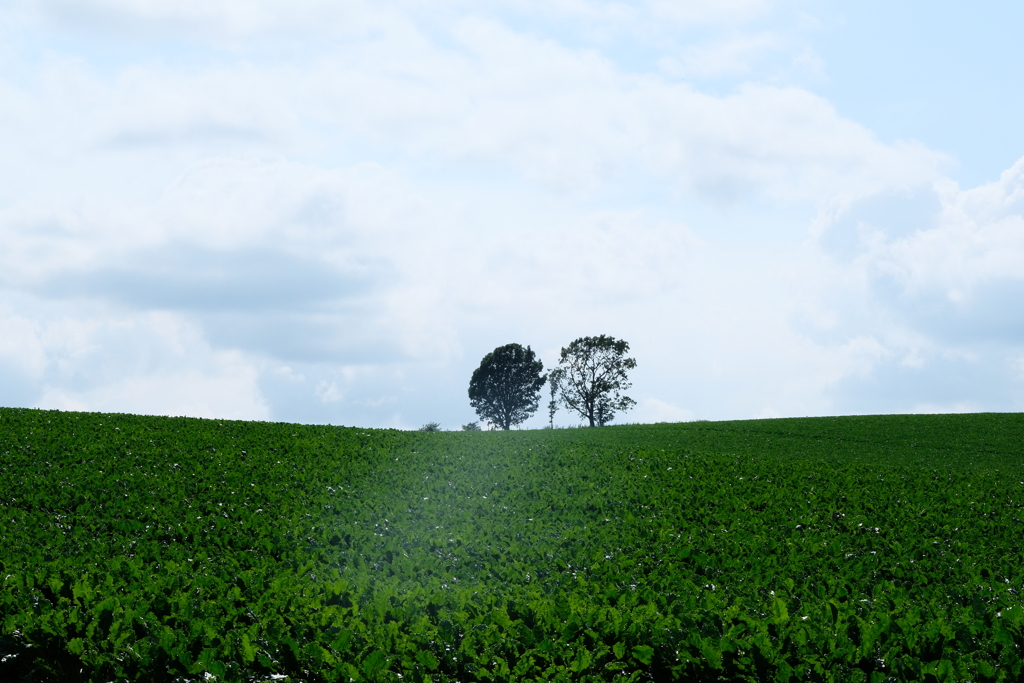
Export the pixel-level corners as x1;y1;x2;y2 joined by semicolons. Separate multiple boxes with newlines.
1;0;1023;430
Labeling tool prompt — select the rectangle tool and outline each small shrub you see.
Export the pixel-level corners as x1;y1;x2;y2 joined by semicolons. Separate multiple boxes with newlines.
419;422;441;432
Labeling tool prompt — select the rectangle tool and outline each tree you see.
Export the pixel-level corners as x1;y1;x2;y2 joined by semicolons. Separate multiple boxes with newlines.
550;335;636;427
468;343;547;430
547;376;558;429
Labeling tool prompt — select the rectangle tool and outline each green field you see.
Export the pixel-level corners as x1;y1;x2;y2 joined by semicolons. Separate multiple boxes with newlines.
2;408;1023;682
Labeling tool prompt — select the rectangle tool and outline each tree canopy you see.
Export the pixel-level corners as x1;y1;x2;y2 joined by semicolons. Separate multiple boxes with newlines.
468;343;547;430
549;335;636;427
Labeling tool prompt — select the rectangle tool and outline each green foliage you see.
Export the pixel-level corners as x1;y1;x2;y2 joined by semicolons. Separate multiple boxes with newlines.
550;335;636;427
468;343;547;430
462;422;481;432
2;408;1024;682
419;422;442;432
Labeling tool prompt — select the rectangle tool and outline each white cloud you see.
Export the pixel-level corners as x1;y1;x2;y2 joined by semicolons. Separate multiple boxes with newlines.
648;0;771;26
0;307;47;378
20;0;379;39
1;0;1021;426
315;380;343;403
296;20;943;199
909;402;982;415
812;156;1024;346
636;398;695;423
38;357;269;420
2;4;943;203
1011;355;1024;383
0;295;270;419
661;32;784;79
20;0;776;40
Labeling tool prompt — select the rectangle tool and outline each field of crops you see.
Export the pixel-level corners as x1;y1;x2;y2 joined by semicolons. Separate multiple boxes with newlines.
2;408;1023;682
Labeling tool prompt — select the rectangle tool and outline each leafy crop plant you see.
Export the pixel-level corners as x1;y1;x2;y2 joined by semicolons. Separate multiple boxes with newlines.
2;407;1024;681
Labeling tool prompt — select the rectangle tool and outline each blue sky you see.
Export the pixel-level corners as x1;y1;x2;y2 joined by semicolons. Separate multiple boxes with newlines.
1;0;1022;428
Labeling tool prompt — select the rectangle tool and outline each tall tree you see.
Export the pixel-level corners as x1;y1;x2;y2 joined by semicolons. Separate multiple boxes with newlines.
547;375;558;429
468;343;547;430
550;335;636;427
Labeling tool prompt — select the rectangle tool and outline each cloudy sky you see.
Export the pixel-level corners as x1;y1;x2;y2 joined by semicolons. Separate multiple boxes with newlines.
2;0;1023;429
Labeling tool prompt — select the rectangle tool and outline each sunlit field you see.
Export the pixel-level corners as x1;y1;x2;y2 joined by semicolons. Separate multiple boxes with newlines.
2;408;1023;681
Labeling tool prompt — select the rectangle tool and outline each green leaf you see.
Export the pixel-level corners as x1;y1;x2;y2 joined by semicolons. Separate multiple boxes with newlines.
207;661;227;679
632;645;654;666
772;597;790;624
571;647;592;672
362;650;389;678
240;633;256;664
977;661;997;678
613;641;625;659
415;650;439;671
1002;605;1024;628
331;629;353;652
700;640;723;670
